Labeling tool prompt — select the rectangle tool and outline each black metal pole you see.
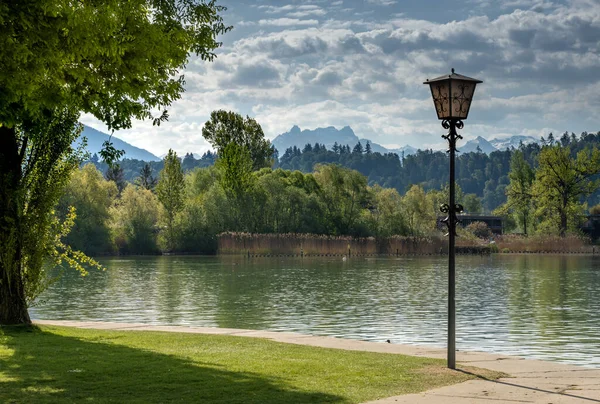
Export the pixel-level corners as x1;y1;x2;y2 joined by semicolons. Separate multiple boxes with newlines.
440;118;462;369
447;120;457;370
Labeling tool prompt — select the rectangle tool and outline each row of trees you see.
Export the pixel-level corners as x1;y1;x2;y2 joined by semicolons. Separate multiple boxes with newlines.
278;131;600;213
499;146;600;236
62;132;600;261
67;109;600;257
59;160;454;256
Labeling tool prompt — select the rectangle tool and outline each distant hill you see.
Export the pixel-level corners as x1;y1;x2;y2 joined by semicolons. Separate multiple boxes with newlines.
76;125;161;161
489;135;538;151
271;125;539;159
458;136;498;154
271;125;417;158
459;135;539;154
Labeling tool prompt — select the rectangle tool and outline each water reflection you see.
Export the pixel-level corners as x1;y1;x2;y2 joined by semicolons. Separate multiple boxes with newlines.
31;255;600;367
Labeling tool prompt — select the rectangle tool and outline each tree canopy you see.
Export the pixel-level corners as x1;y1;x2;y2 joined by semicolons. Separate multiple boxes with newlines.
202;110;275;170
532;146;600;236
0;0;229;130
0;0;229;325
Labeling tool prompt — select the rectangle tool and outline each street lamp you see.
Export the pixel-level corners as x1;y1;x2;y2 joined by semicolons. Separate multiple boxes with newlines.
423;68;482;369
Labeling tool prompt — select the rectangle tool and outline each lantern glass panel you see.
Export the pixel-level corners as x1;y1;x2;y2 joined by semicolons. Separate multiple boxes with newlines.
429;80;450;120
451;79;476;119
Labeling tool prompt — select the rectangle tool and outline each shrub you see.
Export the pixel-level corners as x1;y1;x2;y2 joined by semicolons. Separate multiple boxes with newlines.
465;221;492;239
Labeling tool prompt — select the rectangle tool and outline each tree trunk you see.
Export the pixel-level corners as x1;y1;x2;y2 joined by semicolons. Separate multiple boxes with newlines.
559;196;568;238
0;263;30;325
0;125;31;325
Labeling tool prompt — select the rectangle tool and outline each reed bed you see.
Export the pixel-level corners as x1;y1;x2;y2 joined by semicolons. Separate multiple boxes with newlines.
218;232;449;256
494;234;594;253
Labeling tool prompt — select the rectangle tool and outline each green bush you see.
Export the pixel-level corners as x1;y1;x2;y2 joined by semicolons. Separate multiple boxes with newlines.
465;221;492;239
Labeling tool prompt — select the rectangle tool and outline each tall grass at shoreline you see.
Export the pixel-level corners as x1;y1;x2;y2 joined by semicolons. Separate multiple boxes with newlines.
495;234;594;253
218;232;448;256
218;232;597;256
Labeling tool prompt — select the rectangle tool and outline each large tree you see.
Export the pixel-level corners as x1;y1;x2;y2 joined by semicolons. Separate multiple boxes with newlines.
0;0;229;324
57;164;118;256
202;110;275;171
313;164;370;235
135;163;158;191
156;150;185;252
533;145;600;236
500;150;534;234
111;184;161;254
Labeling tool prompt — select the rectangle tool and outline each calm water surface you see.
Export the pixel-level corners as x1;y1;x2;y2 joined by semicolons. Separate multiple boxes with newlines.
31;255;600;367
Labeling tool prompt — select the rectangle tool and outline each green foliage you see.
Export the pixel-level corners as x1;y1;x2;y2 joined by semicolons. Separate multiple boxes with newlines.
173;198;219;254
590;204;600;215
214;143;258;231
501;150;534;234
135;163;157;191
202;110;274;170
532;145;600;236
462;194;483;214
53;130;600;258
403;185;435;236
370;186;408;237
57;164;118;255
110;184;160;254
314;164;371;235
186;166;220;197
105;165;126;194
465;221;492;239
215;143;255;199
0;0;229;131
157;150;185;251
254;169;326;234
88;152;216;183
0;117;103;316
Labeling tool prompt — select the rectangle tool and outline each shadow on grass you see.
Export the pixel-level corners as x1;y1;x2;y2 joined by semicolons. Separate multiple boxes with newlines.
0;326;344;403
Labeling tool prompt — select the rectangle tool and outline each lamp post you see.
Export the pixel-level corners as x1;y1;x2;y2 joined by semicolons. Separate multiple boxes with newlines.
424;69;482;369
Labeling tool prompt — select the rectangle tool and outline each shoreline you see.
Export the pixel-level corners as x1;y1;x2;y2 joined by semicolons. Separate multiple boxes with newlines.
89;251;600;258
32;320;600;403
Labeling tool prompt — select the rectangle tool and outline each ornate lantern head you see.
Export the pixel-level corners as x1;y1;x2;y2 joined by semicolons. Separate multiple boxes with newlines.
424;69;482;120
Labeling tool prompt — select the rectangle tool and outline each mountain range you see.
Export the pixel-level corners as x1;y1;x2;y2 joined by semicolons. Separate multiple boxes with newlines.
77;125;161;161
80;123;540;163
272;125;417;157
458;135;539;154
271;126;538;157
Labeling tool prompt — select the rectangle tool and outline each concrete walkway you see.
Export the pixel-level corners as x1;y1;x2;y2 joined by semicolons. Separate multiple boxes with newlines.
34;320;600;403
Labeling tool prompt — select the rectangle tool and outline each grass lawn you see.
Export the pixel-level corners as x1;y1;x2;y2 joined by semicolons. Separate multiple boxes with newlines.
0;325;502;403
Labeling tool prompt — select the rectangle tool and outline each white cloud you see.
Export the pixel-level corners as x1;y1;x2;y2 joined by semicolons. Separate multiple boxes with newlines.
258;18;319;27
366;0;398;6
88;0;600;156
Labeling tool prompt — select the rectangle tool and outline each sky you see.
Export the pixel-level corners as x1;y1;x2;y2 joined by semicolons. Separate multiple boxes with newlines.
82;0;600;156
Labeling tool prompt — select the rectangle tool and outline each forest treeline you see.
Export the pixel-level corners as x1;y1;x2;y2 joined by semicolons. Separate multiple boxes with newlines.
60;111;600;256
88;130;600;216
278;131;600;212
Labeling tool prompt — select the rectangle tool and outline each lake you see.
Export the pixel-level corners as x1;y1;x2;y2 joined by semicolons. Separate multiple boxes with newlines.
31;254;600;367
